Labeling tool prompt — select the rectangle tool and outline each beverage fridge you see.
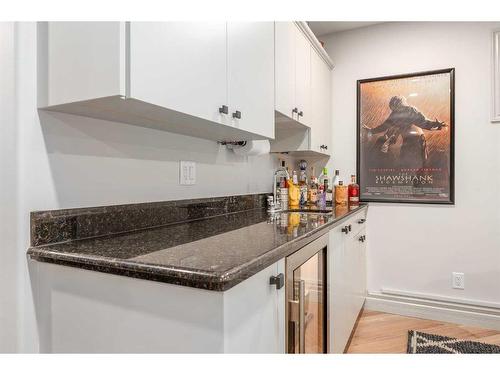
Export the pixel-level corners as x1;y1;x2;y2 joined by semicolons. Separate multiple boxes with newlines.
286;235;328;353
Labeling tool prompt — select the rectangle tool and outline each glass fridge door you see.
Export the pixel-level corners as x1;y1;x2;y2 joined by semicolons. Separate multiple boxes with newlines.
287;247;327;353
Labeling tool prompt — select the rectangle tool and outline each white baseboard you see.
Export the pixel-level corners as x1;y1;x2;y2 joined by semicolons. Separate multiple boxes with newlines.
365;292;500;330
380;288;500;310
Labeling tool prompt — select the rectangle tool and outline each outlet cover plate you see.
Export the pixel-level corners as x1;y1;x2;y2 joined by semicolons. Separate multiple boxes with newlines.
179;161;196;185
452;272;465;289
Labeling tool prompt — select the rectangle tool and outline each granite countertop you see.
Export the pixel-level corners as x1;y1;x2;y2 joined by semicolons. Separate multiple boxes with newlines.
28;195;367;291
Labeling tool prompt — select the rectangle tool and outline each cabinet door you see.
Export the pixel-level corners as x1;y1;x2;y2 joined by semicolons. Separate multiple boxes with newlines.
357;229;367;310
227;22;275;139
223;259;285;353
347;230;363;331
310;49;332;154
43;22;124;107
275;22;296;120
329;224;351;353
129;22;228;125
294;27;312;127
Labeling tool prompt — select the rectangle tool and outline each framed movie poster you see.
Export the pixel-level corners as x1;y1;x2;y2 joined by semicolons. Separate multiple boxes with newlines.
357;68;455;204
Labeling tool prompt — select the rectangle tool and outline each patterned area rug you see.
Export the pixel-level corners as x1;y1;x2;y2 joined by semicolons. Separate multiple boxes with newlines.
407;330;500;354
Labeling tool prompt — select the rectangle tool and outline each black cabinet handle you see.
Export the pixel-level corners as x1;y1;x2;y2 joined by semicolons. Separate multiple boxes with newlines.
270;273;284;289
324;145;328;150
232;110;241;119
298;110;303;117
358;219;366;224
341;225;349;234
292;107;298;114
358;236;364;242
348;224;352;232
219;105;228;114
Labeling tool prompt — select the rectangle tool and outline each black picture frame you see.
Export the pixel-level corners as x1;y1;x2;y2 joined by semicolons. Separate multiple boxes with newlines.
356;68;455;204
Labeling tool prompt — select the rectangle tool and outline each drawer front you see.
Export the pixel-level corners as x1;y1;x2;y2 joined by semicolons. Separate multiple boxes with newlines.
338;209;367;239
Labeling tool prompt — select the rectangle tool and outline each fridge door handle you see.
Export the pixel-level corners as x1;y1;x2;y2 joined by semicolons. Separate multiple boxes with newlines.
299;279;306;353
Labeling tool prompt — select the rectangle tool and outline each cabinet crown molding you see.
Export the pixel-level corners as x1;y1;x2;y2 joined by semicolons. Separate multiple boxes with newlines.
295;21;334;70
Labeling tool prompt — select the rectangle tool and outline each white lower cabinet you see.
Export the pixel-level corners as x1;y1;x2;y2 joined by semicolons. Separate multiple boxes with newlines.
224;258;285;353
328;212;367;353
30;212;368;354
30;258;285;353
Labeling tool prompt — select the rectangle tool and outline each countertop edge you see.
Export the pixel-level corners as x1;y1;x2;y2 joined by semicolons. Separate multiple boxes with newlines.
27;205;368;291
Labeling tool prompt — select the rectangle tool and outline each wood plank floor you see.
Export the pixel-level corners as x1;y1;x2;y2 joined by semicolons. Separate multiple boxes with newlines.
346;309;500;353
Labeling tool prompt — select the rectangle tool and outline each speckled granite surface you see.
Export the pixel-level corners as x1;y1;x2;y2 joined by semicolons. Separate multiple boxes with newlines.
30;193;267;247
28;195;367;291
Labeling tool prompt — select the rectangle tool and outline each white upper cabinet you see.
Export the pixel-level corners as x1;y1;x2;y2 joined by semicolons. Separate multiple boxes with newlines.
275;22;311;127
38;22;275;142
273;22;333;156
294;28;312;127
227;22;275;139
129;22;228;126
40;22;125;106
311;48;332;154
275;22;297;121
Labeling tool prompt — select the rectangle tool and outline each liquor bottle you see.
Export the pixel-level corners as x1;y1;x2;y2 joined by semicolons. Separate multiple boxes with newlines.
308;168;318;205
332;169;340;204
298;162;308;207
334;181;348;206
317;177;326;209
332;170;340;187
288;171;300;208
299;173;308;207
319;168;332;205
277;162;289;210
348;174;360;207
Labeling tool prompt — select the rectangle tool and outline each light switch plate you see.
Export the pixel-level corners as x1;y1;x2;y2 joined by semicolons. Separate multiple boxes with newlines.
179;161;196;185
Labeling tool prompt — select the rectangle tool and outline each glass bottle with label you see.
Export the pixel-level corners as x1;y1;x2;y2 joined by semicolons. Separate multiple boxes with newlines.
348;174;360;208
334;181;348;206
331;170;340;204
319;168;332;205
288;171;300;208
308;172;318;205
298;162;308;208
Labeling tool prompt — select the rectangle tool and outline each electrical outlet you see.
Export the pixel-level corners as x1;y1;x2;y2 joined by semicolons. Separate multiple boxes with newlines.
179;161;196;185
452;272;465;289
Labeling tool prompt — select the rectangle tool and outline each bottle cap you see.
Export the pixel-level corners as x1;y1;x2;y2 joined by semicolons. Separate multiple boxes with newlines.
322;167;328;175
335;170;339;175
339;181;343;185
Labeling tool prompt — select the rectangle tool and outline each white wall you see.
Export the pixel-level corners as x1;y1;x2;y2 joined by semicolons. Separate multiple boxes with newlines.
4;22;277;353
323;22;500;306
0;22;19;353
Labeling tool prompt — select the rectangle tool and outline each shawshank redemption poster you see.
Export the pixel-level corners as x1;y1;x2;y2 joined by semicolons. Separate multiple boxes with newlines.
357;69;454;204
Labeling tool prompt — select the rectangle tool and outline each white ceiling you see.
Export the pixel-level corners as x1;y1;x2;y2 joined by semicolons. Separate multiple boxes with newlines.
307;22;382;37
